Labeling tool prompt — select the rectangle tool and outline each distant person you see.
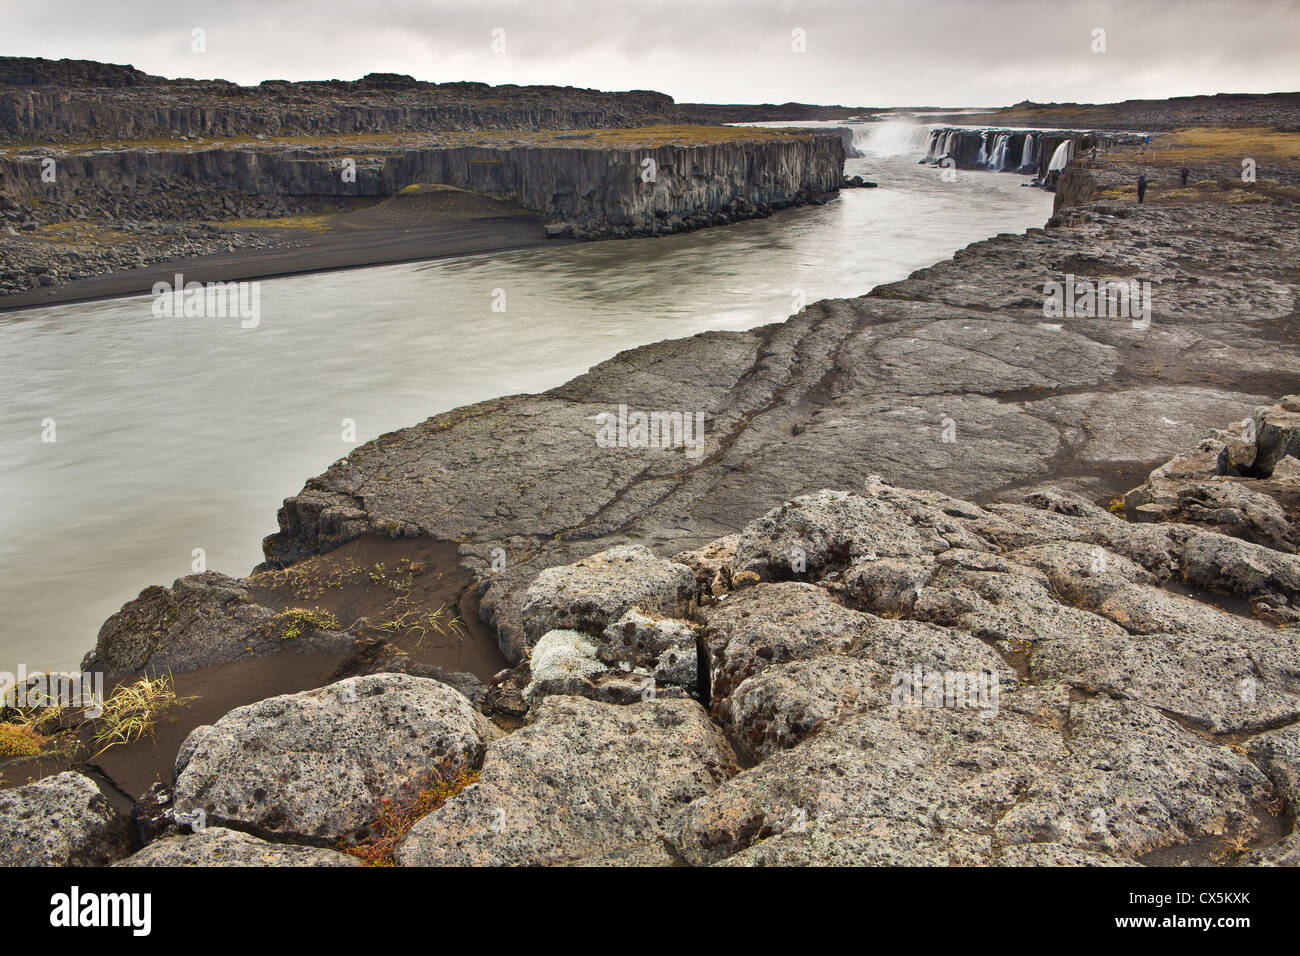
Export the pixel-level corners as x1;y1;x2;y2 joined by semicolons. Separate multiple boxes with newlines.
1180;165;1190;186
1137;174;1148;203
1091;146;1098;163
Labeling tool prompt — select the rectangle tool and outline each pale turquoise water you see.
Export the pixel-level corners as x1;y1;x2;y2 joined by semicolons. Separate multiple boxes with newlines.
0;145;1051;671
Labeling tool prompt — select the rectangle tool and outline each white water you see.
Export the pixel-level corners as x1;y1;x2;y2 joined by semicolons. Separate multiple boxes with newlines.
1047;140;1073;172
0;124;1051;671
1021;134;1036;169
848;118;936;157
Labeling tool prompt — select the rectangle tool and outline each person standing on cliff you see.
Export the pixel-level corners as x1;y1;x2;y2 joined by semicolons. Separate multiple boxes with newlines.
1180;166;1190;186
1138;174;1148;203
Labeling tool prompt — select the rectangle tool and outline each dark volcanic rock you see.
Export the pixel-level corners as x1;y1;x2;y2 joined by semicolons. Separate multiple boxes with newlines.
82;571;357;680
263;194;1299;664
0;56;679;142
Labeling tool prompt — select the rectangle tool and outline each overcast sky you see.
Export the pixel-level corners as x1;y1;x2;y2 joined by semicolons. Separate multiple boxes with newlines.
4;0;1298;107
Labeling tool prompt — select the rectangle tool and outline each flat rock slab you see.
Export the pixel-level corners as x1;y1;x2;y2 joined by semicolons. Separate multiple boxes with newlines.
173;672;501;844
0;771;131;866
397;695;737;866
260;201;1300;664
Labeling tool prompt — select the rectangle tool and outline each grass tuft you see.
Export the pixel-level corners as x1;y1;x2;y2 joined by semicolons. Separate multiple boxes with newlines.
0;722;46;757
272;607;341;640
91;673;189;757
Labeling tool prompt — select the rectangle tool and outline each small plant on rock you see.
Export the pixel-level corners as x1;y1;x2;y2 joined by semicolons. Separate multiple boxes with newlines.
272;607;341;641
342;765;481;866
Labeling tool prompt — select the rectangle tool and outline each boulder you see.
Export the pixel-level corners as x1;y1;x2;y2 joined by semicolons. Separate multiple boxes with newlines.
597;608;700;690
669;691;1272;865
669;687;1070;866
520;545;695;645
82;571;354;678
173;673;501;843
0;771;132;866
730;484;995;581
701;581;1010;706
1252;396;1300;474
726;655;892;761
396;695;736;866
522;628;680;706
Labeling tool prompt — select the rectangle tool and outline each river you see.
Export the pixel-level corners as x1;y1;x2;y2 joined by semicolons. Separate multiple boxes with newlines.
0;123;1052;672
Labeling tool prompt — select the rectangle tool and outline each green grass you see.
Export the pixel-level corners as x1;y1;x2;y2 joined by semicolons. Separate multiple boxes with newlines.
91;673;189;757
272;607;341;640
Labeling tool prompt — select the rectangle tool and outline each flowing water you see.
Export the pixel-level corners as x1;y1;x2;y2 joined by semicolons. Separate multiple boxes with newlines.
0;123;1052;672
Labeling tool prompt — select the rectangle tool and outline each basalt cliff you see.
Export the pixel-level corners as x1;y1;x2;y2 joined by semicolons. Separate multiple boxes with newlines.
0;58;845;298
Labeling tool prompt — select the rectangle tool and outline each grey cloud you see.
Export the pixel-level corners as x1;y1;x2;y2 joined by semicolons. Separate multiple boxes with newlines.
3;0;1297;106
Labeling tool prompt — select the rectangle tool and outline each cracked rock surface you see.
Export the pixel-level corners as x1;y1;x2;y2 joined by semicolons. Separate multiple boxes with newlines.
264;199;1299;669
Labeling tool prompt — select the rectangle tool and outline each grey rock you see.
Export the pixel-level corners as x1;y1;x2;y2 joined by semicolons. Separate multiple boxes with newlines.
1253;397;1300;475
598;608;700;690
993;697;1272;857
996;843;1132;866
701;580;1011;707
731;484;995;581
669;687;1071;866
1246;832;1300;866
726;655;892;761
669;691;1271;865
396;695;737;866
173;673;501;843
1247;723;1300;807
0;771;131;867
82;571;355;679
520;545;695;647
116;826;360;866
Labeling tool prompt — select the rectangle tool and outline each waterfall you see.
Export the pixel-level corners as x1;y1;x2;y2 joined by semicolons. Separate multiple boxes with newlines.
991;133;1010;171
850;120;937;157
976;132;989;167
1020;134;1035;169
924;129;942;160
1047;140;1072;173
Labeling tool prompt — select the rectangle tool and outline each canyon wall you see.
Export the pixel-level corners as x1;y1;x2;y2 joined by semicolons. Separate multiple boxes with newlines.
0;57;680;142
0;134;845;238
